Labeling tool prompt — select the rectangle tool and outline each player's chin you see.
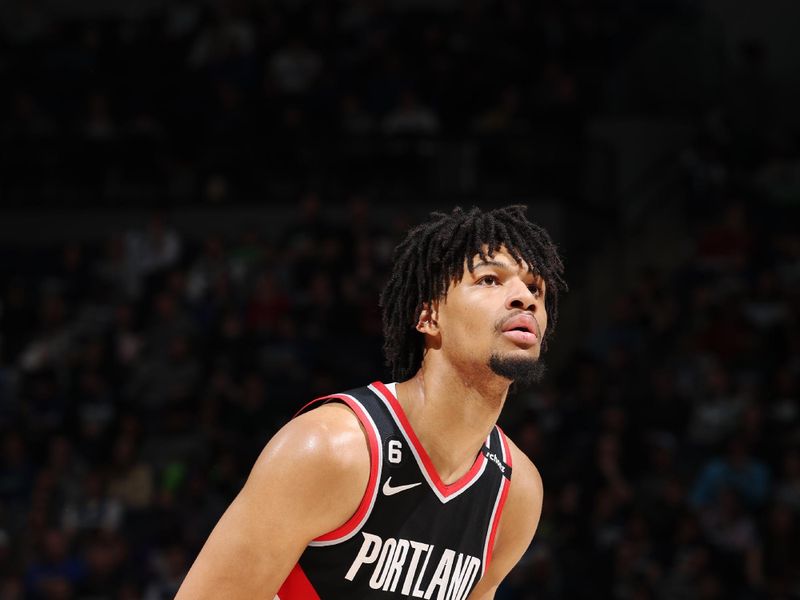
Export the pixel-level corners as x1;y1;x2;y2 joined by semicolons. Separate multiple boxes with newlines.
488;352;546;385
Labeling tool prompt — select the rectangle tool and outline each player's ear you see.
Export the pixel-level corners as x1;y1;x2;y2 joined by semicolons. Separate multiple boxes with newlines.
415;302;439;334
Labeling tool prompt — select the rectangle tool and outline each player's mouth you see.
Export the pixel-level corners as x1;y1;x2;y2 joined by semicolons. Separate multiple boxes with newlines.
500;313;539;347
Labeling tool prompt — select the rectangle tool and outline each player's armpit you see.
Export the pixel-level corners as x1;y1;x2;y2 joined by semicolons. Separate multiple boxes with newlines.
176;403;370;600
467;440;543;598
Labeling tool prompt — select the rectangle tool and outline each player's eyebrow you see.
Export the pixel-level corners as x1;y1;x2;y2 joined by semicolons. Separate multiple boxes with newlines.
473;259;543;284
473;259;513;270
473;259;529;274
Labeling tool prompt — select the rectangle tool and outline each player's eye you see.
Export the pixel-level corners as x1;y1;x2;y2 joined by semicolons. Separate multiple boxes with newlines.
478;275;500;286
527;284;541;296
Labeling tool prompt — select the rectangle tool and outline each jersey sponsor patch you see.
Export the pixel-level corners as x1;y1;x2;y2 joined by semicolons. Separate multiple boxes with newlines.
480;446;512;479
345;532;481;600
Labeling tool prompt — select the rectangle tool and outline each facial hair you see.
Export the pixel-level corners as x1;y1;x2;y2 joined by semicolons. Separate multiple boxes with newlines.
489;312;546;387
488;353;546;387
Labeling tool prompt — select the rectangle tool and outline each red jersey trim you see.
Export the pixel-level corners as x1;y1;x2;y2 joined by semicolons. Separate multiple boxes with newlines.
294;393;383;546
276;563;320;600
369;381;488;504
482;426;513;573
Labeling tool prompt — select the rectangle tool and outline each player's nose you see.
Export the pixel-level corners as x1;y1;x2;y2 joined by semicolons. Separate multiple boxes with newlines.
505;278;537;312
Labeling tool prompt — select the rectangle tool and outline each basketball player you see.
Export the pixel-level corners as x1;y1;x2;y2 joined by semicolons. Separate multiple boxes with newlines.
177;205;567;599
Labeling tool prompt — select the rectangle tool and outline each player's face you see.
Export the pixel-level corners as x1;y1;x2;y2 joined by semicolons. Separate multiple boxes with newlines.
427;247;548;380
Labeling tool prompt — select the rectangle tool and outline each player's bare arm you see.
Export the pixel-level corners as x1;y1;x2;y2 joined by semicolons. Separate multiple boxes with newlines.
467;440;544;600
176;403;370;599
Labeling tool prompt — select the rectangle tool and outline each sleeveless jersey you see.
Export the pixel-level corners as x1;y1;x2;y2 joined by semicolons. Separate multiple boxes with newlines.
276;381;513;600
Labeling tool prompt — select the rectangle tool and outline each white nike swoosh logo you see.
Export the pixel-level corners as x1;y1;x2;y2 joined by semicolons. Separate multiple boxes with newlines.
382;477;422;496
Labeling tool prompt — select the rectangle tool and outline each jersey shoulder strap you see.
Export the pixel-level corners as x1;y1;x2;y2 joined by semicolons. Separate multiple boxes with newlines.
292;384;390;546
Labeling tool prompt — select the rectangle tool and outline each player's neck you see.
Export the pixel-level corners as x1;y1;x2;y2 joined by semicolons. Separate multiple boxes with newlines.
395;363;509;485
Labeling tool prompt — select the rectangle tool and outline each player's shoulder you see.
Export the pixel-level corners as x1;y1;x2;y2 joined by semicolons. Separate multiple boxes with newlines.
468;432;544;595
250;400;371;491
503;435;544;523
186;397;374;584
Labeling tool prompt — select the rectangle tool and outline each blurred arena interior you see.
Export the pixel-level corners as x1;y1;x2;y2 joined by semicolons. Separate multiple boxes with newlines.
1;0;799;598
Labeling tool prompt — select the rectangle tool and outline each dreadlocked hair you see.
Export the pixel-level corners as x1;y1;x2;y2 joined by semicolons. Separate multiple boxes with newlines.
379;205;567;381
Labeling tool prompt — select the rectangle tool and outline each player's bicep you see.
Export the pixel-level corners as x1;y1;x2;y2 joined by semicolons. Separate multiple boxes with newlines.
177;405;369;599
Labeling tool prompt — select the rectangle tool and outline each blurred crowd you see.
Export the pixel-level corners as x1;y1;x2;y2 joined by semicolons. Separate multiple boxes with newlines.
0;194;402;598
0;164;798;600
1;0;799;599
500;121;800;597
2;0;640;138
0;0;687;205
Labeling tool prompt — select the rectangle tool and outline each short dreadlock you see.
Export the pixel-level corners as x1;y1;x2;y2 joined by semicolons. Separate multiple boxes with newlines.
379;205;567;381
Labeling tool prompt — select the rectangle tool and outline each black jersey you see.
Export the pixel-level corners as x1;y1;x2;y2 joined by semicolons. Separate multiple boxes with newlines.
276;381;513;600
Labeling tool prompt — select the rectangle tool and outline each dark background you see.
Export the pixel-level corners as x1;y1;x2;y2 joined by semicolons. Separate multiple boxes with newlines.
0;0;799;598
